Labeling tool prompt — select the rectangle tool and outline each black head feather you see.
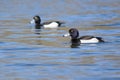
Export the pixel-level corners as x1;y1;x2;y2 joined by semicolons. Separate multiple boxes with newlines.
69;28;79;39
33;15;41;25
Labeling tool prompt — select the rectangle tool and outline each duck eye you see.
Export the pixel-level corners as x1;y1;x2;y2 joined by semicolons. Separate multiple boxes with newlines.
34;17;37;19
70;30;74;33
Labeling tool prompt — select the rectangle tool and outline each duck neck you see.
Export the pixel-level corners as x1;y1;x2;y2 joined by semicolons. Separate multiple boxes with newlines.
35;21;40;25
71;38;80;43
35;25;41;29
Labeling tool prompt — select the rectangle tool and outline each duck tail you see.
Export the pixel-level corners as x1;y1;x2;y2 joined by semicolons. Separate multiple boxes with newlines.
96;37;104;42
57;21;65;26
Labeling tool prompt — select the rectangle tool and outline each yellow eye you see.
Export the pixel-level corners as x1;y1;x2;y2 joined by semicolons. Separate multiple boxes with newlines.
34;17;38;19
70;30;74;33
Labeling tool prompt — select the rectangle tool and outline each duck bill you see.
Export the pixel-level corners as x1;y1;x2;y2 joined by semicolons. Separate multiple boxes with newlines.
30;19;35;24
63;33;70;37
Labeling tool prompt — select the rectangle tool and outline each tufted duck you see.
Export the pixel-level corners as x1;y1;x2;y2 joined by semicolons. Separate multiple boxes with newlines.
30;15;65;29
63;28;104;44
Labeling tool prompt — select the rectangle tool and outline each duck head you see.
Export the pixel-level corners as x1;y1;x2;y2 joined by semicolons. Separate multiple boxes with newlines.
30;15;41;25
63;28;79;39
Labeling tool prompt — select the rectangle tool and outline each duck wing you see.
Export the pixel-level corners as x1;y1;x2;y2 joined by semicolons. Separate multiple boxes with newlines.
42;21;53;25
43;21;65;25
79;35;95;40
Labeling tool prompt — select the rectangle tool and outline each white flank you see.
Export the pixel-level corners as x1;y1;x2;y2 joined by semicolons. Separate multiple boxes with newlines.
80;38;99;43
43;22;59;28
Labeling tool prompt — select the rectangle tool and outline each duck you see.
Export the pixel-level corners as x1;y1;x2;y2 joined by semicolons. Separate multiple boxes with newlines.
63;28;104;44
30;15;65;29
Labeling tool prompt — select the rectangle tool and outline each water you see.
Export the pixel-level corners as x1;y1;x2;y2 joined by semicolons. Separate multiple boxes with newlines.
0;0;120;80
